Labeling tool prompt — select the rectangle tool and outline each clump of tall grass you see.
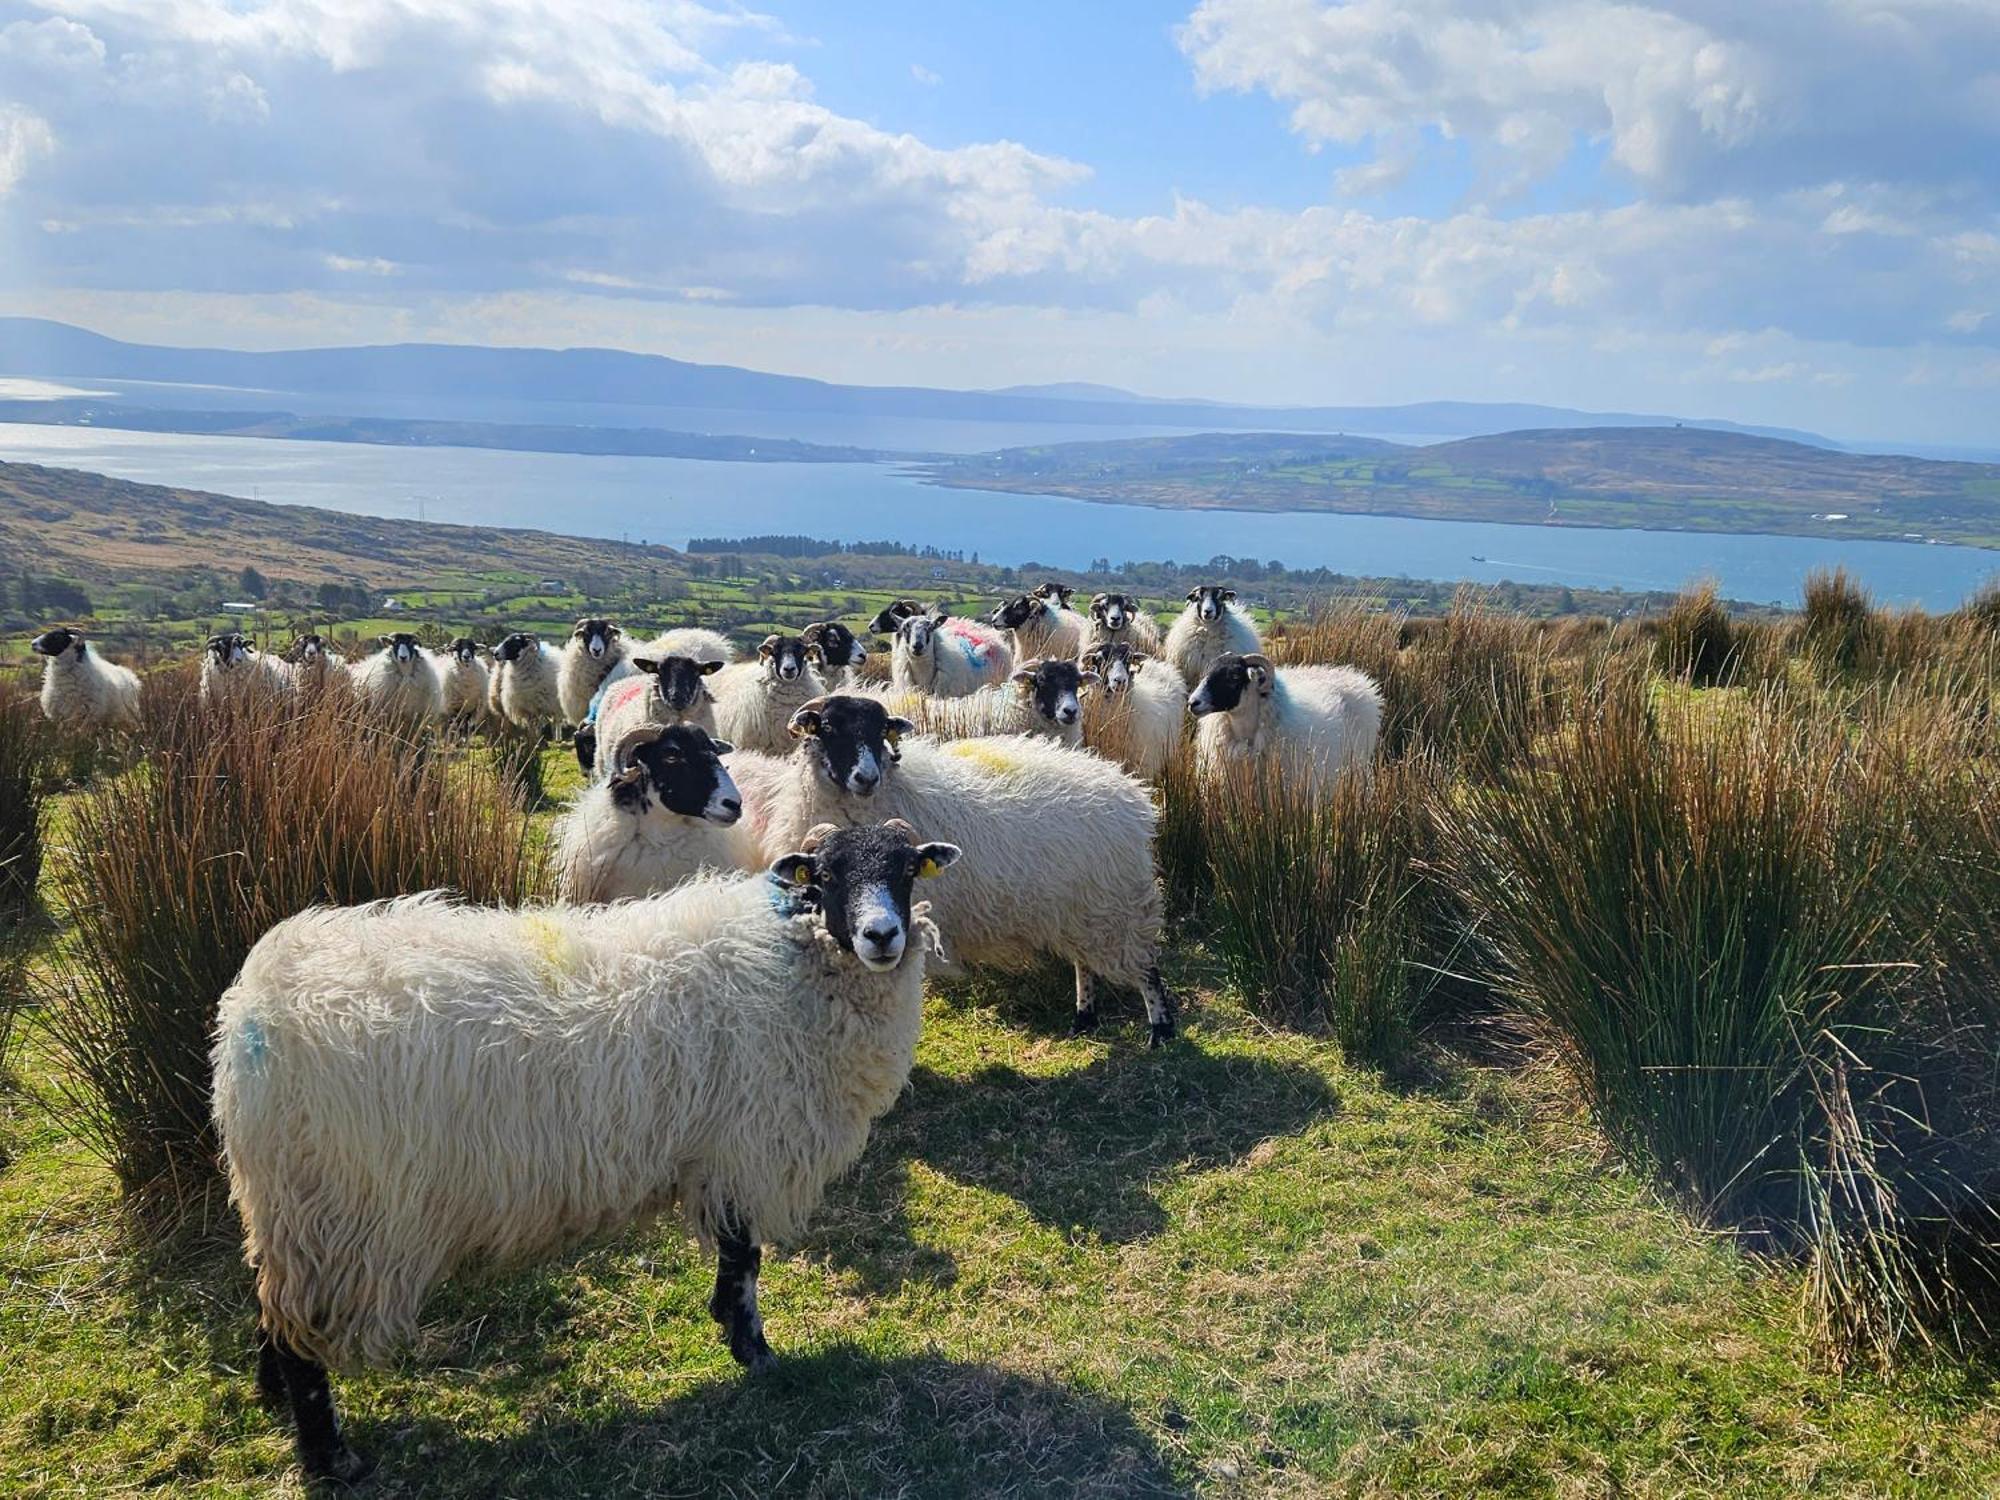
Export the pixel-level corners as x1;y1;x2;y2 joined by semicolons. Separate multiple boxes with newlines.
1199;756;1448;1061
1800;567;1880;674
1654;580;1736;686
37;681;544;1227
1446;680;2000;1363
1155;739;1211;922
0;688;46;923
1965;578;2000;634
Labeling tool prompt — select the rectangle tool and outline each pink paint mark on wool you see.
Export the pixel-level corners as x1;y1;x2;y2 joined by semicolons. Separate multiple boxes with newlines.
938;618;1005;666
603;677;651;715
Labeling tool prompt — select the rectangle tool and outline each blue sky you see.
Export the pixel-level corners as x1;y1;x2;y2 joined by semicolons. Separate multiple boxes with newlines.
0;1;1996;445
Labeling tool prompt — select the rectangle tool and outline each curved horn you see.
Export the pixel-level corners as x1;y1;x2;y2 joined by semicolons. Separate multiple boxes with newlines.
1243;652;1275;673
801;822;841;851
608;721;667;773
882;817;918;841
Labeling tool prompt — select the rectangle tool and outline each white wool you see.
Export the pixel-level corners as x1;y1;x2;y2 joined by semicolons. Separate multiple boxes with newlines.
439;654;491;722
1004;600;1086;661
761;735;1162;988
550;777;758;903
1194;664;1383;784
278;653;341;700
494;641;563;730
1081;611;1162;656
351;646;444;728
558;633;631;726
591;674;719;777
638;627;735;665
1162;602;1262;687
890;619;1013;699
711;659;827;756
726;748;792;864
38;642;140;728
1082;665;1184;781
200;648;290;708
905;684;1082;749
212;876;939;1370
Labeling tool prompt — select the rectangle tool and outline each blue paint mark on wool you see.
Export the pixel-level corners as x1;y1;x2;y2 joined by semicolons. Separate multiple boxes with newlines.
585;676;614;726
237;1016;269;1075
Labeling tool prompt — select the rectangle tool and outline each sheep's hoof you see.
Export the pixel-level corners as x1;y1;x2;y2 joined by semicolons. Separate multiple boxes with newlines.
1070;1009;1099;1037
303;1442;376;1487
730;1327;777;1375
1148;1018;1176;1049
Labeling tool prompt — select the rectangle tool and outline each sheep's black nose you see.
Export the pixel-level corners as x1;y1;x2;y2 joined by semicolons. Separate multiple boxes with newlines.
720;797;741;815
861;922;900;950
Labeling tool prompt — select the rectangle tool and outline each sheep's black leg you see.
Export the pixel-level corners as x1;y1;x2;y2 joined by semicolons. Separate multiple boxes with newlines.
1142;966;1178;1048
269;1334;373;1484
1071;966;1099;1036
253;1324;285;1406
709;1210;776;1374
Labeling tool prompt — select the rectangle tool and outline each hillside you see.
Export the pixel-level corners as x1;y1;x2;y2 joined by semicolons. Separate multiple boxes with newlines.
923;426;2000;548
0;317;1832;446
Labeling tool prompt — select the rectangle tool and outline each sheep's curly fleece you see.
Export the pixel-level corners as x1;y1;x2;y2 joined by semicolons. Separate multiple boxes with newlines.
760;734;1162;987
558;636;630;725
493;641;563;728
39;644;140;727
1161;602;1261;687
550;775;757;903
711;659;826;755
439;655;490;721
212;876;939;1370
1194;665;1382;783
1083;667;1184;781
350;647;443;728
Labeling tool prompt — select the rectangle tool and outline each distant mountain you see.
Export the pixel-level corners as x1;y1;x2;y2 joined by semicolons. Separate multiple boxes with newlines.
924;426;2000;549
0;318;1838;449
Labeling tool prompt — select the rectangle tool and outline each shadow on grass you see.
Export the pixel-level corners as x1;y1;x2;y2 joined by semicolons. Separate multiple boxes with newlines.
810;1043;1340;1292
354;1348;1189;1499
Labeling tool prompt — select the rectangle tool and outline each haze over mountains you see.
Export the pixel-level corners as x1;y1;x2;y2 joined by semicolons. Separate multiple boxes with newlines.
0;318;1838;450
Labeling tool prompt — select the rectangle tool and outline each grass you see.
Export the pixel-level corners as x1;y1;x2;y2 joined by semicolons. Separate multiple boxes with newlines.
4;974;1999;1497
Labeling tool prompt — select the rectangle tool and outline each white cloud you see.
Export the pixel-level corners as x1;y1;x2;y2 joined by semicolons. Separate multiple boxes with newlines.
0;101;54;196
911;62;940;87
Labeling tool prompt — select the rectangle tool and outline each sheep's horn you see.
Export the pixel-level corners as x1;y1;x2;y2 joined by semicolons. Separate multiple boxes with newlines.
609;722;666;772
1243;653;1275;673
882;817;918;842
801;822;841;851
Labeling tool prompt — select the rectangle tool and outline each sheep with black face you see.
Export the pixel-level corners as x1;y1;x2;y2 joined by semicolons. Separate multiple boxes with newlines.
890;607;1013;699
865;599;924;637
30;626;141;728
1083;592;1161;654
552;722;750;902
589;653;723;779
1188;651;1382;785
801;620;869;688
762;694;1178;1045
438;638;491;725
277;634;340;698
200;632;290;709
351;632;444;730
488;631;563;731
558;617;629;726
1079;641;1183;780
905;658;1094;748
1162;584;1262;687
990;584;1085;661
710;633;827;755
213;819;958;1484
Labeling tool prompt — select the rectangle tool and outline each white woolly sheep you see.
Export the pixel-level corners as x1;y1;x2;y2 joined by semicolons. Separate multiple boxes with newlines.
588;654;724;778
1188;652;1382;785
902;658;1091;749
437;638;491;725
557;617;629;726
1161;584;1263;687
199;632;291;709
865;599;924;637
801;619;870;689
212;820;960;1483
488;632;563;732
890;607;1014;698
276;635;341;699
764;694;1178;1046
29;626;140;728
551;722;749;903
1082;592;1162;655
1079;641;1183;781
710;634;826;755
350;633;444;730
638;626;736;665
990;584;1086;660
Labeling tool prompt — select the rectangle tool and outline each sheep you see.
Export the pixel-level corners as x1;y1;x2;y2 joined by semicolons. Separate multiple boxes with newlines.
437;638;491;725
865;599;924;637
801;619;869;688
277;634;341;698
551;722;749;903
488;632;563;732
29;626;140;728
1079;641;1183;781
1083;592;1162;655
199;632;290;708
764;694;1178;1046
588;654;724;778
902;658;1091;749
1162;584;1263;687
638;626;735;666
890;607;1014;699
350;633;444;730
1188;652;1382;784
557;617;629;726
213;819;961;1483
711;634;826;755
990;585;1086;661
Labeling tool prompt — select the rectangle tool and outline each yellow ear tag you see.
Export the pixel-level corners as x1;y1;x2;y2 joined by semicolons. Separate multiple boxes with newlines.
917;857;940;878
792;864;812;885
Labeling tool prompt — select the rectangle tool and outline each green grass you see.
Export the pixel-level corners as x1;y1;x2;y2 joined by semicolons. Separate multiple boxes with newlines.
4;942;1997;1494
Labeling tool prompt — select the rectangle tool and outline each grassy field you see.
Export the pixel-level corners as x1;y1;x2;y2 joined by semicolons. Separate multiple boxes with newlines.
4;730;1999;1498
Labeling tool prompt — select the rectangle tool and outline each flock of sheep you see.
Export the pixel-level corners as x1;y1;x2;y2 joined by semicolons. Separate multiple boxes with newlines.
25;583;1383;1485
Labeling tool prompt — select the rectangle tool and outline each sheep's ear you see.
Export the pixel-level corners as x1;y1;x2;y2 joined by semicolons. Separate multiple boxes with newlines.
1079;669;1101;685
790;704;825;738
803;641;826;665
1185;588;1202;602
609;765;647;792
1129;651;1151;665
885;715;914;753
379;635;395;646
607;623;623;637
572;618;591;636
1223;589;1238;601
1079;650;1101;671
708;738;735;756
631;657;658;674
770;853;818;888
1010;667;1037;687
1243;652;1274;685
699;658;726;675
914;842;961;878
758;634;781;658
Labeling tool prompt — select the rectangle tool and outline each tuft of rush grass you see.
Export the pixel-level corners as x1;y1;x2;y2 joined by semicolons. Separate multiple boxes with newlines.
0;687;45;924
31;676;546;1228
1800;566;1881;674
4;977;2000;1497
1653;579;1737;687
1445;678;2000;1365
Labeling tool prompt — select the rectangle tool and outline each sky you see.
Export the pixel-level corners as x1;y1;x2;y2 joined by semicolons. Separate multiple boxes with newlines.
0;1;1997;446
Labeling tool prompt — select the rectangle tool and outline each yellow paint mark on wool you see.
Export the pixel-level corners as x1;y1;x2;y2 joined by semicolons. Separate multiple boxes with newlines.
520;914;586;979
943;739;1026;776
